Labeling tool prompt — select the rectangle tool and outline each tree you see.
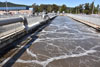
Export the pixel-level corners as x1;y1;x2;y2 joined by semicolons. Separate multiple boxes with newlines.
59;4;67;13
79;4;83;13
76;6;80;14
47;5;52;12
38;4;59;13
39;4;48;12
90;2;94;14
97;4;99;14
51;4;59;12
71;7;76;14
32;3;39;14
39;4;44;12
84;3;90;14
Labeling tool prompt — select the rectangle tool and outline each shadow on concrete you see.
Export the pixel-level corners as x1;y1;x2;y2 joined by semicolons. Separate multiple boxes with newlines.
2;21;52;67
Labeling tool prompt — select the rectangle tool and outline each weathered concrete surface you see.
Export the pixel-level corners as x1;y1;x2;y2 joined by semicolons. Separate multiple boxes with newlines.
66;14;100;30
67;14;100;25
1;16;100;67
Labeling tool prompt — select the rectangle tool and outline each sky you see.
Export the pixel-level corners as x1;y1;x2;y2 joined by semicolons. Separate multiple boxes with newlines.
0;0;100;7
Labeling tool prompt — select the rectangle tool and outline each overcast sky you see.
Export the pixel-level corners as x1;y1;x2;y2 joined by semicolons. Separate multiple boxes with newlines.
0;0;100;7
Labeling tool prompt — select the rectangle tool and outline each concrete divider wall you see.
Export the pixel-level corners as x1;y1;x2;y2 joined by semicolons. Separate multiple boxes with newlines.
67;14;100;30
0;15;57;49
67;14;100;25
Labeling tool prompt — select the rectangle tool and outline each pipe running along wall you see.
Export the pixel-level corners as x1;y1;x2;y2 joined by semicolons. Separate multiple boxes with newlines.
0;15;57;49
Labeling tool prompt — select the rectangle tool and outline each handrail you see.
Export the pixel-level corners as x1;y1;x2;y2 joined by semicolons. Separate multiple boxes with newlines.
0;17;28;32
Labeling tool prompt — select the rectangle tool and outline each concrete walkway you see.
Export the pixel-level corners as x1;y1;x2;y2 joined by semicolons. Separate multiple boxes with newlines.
67;14;100;30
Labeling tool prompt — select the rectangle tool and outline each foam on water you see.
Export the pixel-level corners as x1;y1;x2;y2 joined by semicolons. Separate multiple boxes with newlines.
91;45;100;50
34;36;100;43
26;49;37;58
16;16;100;67
74;46;86;52
16;50;97;67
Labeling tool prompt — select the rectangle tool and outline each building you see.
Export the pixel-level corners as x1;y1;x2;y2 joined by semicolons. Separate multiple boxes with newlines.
0;6;29;11
0;6;32;15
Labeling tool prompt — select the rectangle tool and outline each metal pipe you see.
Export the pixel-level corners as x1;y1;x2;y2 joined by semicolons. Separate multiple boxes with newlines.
0;17;24;26
6;0;8;13
0;17;28;32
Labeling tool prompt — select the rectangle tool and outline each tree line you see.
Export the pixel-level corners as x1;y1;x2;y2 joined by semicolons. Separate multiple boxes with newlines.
32;4;67;13
32;2;100;14
71;2;99;14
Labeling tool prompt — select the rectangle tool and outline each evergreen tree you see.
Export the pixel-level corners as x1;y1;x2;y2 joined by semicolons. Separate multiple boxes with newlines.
84;3;90;14
59;4;67;13
97;5;99;14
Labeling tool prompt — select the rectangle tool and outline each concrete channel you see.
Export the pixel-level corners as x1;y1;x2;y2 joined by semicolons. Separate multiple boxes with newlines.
0;16;100;67
0;15;56;52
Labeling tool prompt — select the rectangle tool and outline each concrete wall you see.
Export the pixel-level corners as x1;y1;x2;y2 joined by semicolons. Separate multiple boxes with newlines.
67;14;100;25
0;16;57;49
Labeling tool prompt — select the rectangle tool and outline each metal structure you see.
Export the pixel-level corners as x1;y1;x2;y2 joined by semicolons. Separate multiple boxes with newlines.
0;14;56;50
5;0;8;13
0;17;28;31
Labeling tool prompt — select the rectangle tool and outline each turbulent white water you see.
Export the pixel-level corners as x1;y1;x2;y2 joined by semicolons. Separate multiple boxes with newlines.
16;49;97;67
15;16;100;67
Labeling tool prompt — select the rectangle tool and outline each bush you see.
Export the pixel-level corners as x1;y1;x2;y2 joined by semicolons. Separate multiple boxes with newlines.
84;10;89;14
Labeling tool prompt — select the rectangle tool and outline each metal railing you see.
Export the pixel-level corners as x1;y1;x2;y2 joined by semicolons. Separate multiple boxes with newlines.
0;17;28;39
0;17;28;28
0;13;56;39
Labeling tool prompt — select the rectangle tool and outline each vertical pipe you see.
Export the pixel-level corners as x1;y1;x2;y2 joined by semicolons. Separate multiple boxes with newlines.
6;0;8;14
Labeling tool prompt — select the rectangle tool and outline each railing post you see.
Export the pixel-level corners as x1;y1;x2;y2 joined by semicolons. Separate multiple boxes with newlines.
21;17;29;32
0;17;29;32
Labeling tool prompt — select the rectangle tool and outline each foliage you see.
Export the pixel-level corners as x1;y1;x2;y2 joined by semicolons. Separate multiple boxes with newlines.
59;4;67;13
31;2;99;14
70;2;99;14
84;3;90;14
1;1;99;14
